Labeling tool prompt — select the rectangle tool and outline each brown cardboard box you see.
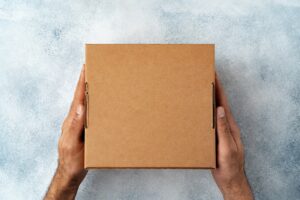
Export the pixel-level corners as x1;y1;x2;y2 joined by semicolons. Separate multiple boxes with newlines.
84;44;216;169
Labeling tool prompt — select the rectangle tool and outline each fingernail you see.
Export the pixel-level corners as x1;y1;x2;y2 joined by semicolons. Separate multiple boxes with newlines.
217;107;225;118
76;104;84;116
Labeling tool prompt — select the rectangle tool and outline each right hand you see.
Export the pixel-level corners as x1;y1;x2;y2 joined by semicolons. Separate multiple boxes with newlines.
211;76;254;200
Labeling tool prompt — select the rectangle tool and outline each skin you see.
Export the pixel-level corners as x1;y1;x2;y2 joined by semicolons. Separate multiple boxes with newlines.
44;66;87;200
44;66;254;200
212;76;254;200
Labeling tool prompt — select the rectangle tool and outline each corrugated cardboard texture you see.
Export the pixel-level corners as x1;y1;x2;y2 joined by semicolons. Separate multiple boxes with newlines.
85;44;215;169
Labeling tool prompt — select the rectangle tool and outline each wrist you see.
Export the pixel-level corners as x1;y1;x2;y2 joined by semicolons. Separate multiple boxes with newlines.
55;164;86;190
222;175;254;200
55;165;83;189
44;166;81;200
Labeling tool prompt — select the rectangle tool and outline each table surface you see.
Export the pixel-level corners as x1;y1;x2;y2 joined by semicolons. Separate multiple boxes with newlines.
0;1;299;199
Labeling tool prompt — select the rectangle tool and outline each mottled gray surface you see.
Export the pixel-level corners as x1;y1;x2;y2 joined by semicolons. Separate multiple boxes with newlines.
0;0;299;199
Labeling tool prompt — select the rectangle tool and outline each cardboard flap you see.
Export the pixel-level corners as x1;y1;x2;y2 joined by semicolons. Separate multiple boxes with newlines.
84;81;89;129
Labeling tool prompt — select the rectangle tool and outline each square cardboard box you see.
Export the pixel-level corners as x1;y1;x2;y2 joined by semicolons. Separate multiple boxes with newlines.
84;44;216;169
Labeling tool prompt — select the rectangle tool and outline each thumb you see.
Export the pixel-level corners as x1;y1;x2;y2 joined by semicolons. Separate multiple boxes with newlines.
216;106;235;149
63;103;85;140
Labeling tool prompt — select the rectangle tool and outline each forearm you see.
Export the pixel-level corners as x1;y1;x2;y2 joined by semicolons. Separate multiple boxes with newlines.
44;166;81;200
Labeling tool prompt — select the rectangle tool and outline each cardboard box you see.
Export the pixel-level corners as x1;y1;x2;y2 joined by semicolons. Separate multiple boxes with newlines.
84;44;216;169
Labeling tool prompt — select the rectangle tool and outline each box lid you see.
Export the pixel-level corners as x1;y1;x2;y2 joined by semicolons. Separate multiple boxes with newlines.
85;44;215;169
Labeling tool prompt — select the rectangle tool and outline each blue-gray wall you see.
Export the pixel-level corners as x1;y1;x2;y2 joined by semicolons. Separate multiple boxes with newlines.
0;1;299;199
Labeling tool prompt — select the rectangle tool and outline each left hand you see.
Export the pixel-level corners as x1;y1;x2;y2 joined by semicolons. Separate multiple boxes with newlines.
44;66;87;200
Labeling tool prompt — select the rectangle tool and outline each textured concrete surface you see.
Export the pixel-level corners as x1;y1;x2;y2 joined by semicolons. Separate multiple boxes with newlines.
0;1;299;199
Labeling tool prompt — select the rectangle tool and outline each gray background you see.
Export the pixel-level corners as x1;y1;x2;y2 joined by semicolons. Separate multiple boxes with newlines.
0;0;299;199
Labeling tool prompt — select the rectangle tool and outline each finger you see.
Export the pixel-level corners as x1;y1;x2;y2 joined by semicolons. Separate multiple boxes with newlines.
73;65;85;106
63;66;86;140
215;75;234;123
216;106;236;151
63;103;85;141
68;65;85;116
215;74;241;143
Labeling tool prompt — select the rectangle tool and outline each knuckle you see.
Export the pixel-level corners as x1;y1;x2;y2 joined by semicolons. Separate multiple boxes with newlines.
62;116;79;132
224;126;231;135
218;118;226;126
70;116;80;127
218;119;228;130
224;146;238;158
61;142;74;152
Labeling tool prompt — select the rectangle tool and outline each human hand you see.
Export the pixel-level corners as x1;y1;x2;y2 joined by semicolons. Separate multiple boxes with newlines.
45;66;87;200
211;76;254;200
